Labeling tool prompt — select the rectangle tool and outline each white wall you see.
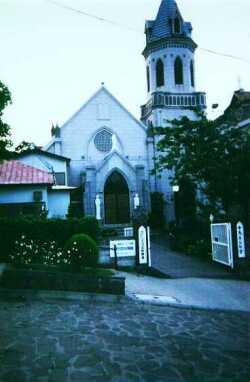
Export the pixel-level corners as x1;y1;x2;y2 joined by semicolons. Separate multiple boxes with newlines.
48;87;149;190
0;186;48;207
60;88;147;164
147;47;195;96
47;190;70;219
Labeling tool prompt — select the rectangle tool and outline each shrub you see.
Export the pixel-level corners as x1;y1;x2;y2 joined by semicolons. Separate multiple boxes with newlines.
64;234;99;270
9;235;65;267
168;219;211;259
0;216;100;263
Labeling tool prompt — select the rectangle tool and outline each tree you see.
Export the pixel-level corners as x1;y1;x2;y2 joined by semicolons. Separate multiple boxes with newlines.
15;141;36;154
154;115;250;225
0;81;12;160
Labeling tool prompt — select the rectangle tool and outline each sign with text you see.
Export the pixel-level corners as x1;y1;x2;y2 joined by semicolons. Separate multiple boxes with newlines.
237;222;246;258
138;226;148;265
110;240;136;258
124;227;134;238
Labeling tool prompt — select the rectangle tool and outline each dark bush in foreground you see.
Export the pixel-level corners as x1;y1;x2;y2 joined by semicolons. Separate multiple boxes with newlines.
64;234;99;270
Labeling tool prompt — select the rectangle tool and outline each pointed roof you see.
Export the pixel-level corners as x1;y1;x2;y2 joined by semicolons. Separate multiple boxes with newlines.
146;0;192;42
60;85;147;132
0;160;54;185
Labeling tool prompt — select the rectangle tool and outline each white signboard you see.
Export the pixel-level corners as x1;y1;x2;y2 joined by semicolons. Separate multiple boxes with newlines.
110;240;136;258
124;227;134;238
138;226;148;265
147;226;151;267
237;222;246;258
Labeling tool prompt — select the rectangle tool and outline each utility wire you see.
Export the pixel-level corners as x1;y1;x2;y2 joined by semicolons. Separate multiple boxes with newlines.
199;48;250;65
45;0;250;65
45;0;139;33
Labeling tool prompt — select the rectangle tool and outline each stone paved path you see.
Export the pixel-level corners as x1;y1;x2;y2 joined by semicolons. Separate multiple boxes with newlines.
0;297;249;382
151;241;233;279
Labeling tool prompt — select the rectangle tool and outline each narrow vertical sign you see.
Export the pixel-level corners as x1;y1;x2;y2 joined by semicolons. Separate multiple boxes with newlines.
237;222;246;258
147;226;151;267
138;226;147;265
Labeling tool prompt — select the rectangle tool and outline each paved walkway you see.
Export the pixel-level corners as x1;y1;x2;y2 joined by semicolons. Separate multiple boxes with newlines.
0;297;249;382
151;240;234;279
117;271;250;312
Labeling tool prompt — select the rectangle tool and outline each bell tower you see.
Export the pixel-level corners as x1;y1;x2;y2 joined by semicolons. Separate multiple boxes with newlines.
141;0;206;126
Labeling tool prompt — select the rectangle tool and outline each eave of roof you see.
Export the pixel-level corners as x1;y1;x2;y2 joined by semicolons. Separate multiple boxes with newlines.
17;148;70;162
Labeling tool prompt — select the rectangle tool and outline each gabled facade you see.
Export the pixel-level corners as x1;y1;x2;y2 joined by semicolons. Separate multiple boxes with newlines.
46;86;150;224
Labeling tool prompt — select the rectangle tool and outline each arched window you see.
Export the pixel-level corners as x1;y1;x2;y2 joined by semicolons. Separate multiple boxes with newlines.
146;66;150;92
156;59;164;87
190;60;195;87
174;17;181;34
174;57;183;85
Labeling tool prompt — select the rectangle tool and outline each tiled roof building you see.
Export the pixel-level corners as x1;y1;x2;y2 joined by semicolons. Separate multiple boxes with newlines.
0;160;54;185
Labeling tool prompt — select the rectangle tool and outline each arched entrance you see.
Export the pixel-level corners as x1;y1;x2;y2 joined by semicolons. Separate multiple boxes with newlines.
104;171;130;224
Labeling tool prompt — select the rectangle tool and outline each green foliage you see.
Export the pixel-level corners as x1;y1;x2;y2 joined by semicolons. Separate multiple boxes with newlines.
0;80;12;160
9;236;64;266
148;192;165;228
168;220;211;259
64;234;99;270
0;216;100;263
67;202;84;218
14;141;36;154
101;227;119;238
154;115;250;226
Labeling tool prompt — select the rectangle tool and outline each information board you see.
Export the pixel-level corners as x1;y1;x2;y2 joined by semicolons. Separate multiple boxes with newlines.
110;240;136;258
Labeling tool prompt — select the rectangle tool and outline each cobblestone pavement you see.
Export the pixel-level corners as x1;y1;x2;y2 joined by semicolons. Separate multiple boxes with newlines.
0;298;249;382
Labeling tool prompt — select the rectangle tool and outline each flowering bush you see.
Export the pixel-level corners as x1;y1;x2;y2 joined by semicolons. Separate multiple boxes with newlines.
0;216;100;263
9;235;66;267
64;234;99;270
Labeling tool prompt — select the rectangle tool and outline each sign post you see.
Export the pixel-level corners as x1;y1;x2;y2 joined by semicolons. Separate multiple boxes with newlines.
237;222;246;258
138;226;148;265
147;226;151;267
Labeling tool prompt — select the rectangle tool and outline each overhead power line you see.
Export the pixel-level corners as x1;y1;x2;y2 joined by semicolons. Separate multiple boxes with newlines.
45;0;139;33
199;48;250;65
45;0;250;65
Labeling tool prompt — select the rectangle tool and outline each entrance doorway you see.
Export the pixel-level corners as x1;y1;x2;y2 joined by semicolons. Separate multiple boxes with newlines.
104;171;130;224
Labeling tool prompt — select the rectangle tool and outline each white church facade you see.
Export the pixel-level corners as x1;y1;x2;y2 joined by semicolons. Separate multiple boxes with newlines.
0;0;206;223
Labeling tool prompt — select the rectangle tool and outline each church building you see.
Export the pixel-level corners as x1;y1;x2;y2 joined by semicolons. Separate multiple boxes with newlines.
0;0;206;223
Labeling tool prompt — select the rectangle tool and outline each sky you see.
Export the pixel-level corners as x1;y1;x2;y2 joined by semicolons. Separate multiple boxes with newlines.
1;0;250;147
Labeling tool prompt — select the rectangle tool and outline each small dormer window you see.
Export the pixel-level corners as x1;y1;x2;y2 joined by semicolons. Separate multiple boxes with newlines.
173;17;181;34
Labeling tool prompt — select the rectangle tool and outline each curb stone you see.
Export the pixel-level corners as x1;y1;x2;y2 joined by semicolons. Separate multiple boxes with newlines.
1;288;250;315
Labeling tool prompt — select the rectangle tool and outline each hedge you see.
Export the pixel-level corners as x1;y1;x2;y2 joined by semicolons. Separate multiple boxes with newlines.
0;216;100;263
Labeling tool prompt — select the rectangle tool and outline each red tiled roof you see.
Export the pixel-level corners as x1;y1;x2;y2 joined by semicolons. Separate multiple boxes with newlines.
0;160;54;185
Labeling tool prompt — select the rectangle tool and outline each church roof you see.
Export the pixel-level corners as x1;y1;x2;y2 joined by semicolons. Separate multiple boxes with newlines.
0;160;54;185
146;0;192;42
219;89;250;124
61;85;147;133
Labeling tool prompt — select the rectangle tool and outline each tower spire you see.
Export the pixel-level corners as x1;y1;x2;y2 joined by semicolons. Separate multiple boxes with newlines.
141;0;206;124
